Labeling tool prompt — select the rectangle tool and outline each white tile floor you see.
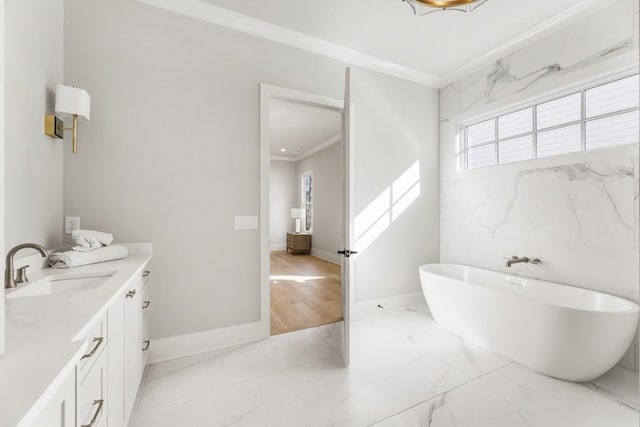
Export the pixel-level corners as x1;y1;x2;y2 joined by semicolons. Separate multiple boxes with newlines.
130;306;639;427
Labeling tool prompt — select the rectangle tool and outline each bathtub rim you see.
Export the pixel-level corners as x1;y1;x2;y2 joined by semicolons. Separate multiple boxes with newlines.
419;263;639;315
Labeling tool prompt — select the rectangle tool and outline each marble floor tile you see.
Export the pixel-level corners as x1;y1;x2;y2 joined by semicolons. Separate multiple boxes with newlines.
590;365;640;410
131;307;639;427
136;325;338;410
379;364;639;427
352;307;511;378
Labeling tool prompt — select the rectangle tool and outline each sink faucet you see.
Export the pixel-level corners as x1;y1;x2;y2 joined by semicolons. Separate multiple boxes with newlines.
505;256;542;268
5;243;48;289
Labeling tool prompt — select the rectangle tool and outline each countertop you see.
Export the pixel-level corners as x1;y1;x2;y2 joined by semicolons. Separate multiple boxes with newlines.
0;249;151;427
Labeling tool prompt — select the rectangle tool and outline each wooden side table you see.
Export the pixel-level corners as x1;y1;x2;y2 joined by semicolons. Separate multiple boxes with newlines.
286;233;311;254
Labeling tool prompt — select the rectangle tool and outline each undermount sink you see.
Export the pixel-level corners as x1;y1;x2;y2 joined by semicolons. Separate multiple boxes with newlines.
6;272;115;299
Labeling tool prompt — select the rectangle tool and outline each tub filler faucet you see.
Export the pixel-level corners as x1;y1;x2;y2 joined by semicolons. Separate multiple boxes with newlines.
505;256;542;268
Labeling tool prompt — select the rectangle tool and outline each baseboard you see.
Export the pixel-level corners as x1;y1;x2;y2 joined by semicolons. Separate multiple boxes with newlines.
353;291;426;319
149;320;268;364
270;243;286;251
311;248;341;264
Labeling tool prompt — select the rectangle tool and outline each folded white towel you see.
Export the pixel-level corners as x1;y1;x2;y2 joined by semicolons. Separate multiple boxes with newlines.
73;235;104;252
49;245;128;269
71;229;114;246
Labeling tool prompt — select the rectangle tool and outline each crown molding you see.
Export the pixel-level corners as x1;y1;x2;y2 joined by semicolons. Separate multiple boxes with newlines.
438;0;618;87
269;134;342;163
138;0;619;90
269;155;296;162
296;134;341;161
137;0;440;87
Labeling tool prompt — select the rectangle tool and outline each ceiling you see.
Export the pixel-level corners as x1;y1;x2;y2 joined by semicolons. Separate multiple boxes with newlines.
200;0;584;79
269;99;342;160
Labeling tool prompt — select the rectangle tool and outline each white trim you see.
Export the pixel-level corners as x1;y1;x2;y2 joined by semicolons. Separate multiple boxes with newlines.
439;0;618;87
260;84;345;341
353;292;426;319
136;0;439;87
297;134;342;161
137;0;618;89
270;243;286;251
269;155;296;162
149;320;267;364
310;248;341;265
269;135;341;162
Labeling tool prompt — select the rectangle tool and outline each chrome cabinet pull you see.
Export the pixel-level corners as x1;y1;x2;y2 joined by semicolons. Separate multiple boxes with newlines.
81;399;104;427
81;337;104;360
142;340;150;351
126;289;136;298
142;270;150;278
142;300;150;309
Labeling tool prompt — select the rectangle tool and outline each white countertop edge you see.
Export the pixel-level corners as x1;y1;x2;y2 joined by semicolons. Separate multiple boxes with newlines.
71;256;151;342
15;343;86;427
1;246;152;427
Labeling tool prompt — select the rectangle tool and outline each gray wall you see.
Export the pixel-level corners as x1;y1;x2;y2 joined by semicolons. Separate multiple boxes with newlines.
5;0;64;252
296;141;344;262
439;0;639;369
351;68;440;303
63;0;440;340
269;160;297;248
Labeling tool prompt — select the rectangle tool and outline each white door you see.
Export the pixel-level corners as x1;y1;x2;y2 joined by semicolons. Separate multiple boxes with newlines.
339;67;354;366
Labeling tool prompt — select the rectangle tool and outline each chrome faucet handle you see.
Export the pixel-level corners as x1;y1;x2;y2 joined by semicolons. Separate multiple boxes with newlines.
530;258;542;265
15;265;30;284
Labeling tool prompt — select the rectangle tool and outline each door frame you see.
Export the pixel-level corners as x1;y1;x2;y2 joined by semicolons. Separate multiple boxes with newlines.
259;83;349;338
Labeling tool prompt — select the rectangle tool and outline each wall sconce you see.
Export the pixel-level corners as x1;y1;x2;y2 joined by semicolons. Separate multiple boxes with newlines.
44;84;91;154
290;208;305;234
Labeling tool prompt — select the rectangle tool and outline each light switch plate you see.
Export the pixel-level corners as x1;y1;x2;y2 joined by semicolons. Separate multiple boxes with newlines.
64;216;80;234
234;216;258;230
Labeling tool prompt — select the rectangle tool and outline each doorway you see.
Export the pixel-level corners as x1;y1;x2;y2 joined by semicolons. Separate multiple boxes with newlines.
267;96;344;335
259;82;353;364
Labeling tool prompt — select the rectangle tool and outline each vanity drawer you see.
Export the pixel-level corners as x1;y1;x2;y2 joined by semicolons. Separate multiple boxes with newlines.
77;314;107;382
77;349;107;427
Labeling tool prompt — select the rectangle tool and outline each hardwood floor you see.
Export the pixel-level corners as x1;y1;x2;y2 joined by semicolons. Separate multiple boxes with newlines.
270;251;342;336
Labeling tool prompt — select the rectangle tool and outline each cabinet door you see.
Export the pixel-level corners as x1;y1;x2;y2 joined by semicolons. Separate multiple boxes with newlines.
107;293;126;427
77;351;107;427
30;370;75;427
123;277;141;421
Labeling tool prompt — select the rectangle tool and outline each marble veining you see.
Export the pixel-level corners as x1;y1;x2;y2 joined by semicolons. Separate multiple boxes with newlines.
440;151;640;308
460;37;636;114
490;160;635;248
130;307;638;427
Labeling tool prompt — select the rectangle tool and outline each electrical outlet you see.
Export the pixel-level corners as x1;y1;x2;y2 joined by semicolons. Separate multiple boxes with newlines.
64;217;80;234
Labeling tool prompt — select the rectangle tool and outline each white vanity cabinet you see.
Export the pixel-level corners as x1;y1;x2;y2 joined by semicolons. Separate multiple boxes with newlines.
30;371;76;427
107;267;152;427
76;313;108;427
77;351;107;427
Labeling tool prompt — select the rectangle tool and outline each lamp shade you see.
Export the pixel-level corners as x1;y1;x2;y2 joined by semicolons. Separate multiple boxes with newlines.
290;208;304;219
55;84;91;121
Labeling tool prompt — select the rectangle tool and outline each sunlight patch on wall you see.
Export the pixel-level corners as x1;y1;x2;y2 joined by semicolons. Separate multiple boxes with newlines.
354;161;421;254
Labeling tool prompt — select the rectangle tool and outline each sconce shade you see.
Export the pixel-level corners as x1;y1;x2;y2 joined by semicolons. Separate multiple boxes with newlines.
55;84;91;121
290;208;304;219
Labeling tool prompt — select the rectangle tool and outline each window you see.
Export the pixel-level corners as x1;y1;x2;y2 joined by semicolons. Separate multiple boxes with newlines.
301;171;313;233
462;74;639;170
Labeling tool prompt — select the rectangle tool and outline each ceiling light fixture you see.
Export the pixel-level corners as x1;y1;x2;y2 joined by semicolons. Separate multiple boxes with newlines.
280;148;287;152
402;0;488;16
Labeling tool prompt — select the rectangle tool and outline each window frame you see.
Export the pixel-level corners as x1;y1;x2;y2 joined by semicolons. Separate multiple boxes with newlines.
300;170;313;234
460;73;639;170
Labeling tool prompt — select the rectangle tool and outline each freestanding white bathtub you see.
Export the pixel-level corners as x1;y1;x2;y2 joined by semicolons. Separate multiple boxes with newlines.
419;263;639;382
